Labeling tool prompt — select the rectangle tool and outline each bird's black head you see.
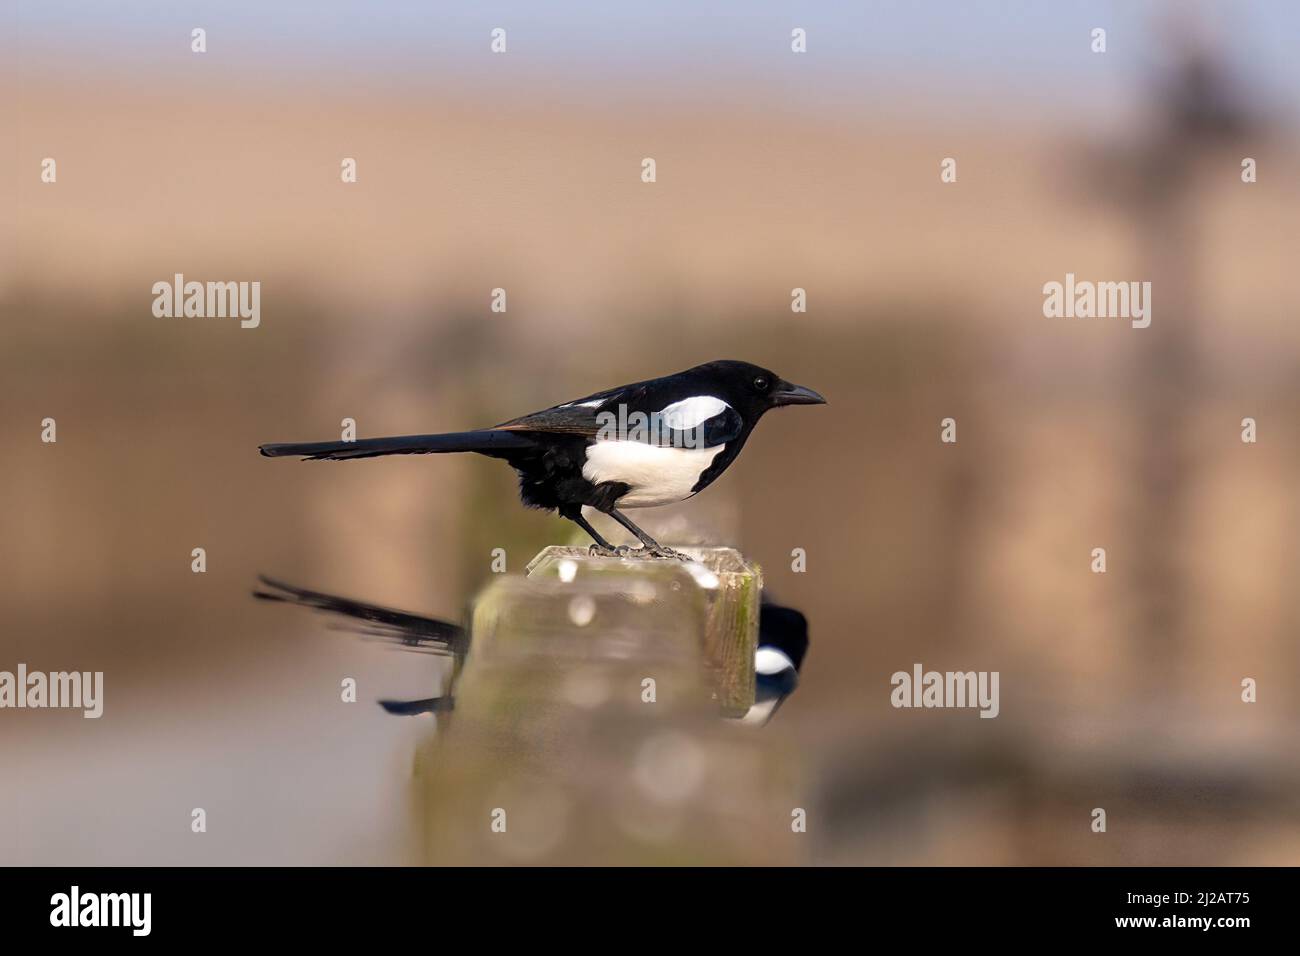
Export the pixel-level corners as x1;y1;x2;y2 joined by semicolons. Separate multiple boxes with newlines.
692;360;827;419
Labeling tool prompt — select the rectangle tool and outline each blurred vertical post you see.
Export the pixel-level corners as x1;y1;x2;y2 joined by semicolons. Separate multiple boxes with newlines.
414;547;802;865
1087;28;1255;690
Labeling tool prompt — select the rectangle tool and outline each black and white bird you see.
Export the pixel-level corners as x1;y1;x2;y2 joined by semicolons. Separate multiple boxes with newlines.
743;601;810;726
259;360;825;556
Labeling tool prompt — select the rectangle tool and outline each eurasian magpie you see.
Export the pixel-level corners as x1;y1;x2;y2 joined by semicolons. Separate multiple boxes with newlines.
259;360;825;557
743;600;810;726
253;575;810;723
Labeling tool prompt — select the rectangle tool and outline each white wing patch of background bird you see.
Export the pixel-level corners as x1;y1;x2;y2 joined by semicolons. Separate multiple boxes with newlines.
755;647;795;675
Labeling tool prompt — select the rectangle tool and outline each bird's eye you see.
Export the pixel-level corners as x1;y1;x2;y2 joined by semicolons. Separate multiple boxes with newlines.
753;376;770;392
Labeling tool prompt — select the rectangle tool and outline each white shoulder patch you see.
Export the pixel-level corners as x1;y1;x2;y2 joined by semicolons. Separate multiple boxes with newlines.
755;648;795;675
658;395;729;430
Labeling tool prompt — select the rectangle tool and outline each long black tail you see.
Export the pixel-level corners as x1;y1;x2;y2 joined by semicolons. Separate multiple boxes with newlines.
258;429;535;461
252;575;467;656
378;696;455;717
254;576;465;718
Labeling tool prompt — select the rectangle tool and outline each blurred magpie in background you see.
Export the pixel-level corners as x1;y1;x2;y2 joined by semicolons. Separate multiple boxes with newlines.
259;360;824;557
744;600;809;726
254;576;809;723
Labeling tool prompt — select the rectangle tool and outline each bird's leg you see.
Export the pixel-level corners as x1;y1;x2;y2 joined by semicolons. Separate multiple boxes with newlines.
564;508;631;556
608;509;689;560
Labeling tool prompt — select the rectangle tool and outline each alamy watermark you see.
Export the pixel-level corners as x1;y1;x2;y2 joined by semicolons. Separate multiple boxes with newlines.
50;886;150;936
891;663;999;718
152;273;260;328
0;664;103;718
1043;273;1151;328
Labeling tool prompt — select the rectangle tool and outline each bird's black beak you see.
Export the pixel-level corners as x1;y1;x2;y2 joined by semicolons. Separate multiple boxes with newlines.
771;381;827;407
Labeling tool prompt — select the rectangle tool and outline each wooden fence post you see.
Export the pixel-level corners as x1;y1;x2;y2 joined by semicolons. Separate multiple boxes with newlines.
412;546;797;864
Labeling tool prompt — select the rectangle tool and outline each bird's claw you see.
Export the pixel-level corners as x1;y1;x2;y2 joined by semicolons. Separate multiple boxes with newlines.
641;545;691;561
587;543;689;561
588;544;635;557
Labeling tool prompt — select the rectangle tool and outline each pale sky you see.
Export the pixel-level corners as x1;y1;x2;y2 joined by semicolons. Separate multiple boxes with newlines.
8;0;1299;125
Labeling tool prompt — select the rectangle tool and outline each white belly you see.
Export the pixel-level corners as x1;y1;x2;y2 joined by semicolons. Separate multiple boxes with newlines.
582;440;725;507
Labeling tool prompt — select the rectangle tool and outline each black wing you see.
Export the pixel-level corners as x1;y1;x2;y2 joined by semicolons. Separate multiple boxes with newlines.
496;386;742;448
689;405;743;447
493;384;626;437
378;696;456;716
494;404;607;437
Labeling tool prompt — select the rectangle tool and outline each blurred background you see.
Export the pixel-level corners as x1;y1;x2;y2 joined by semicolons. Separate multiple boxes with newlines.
3;0;1300;864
